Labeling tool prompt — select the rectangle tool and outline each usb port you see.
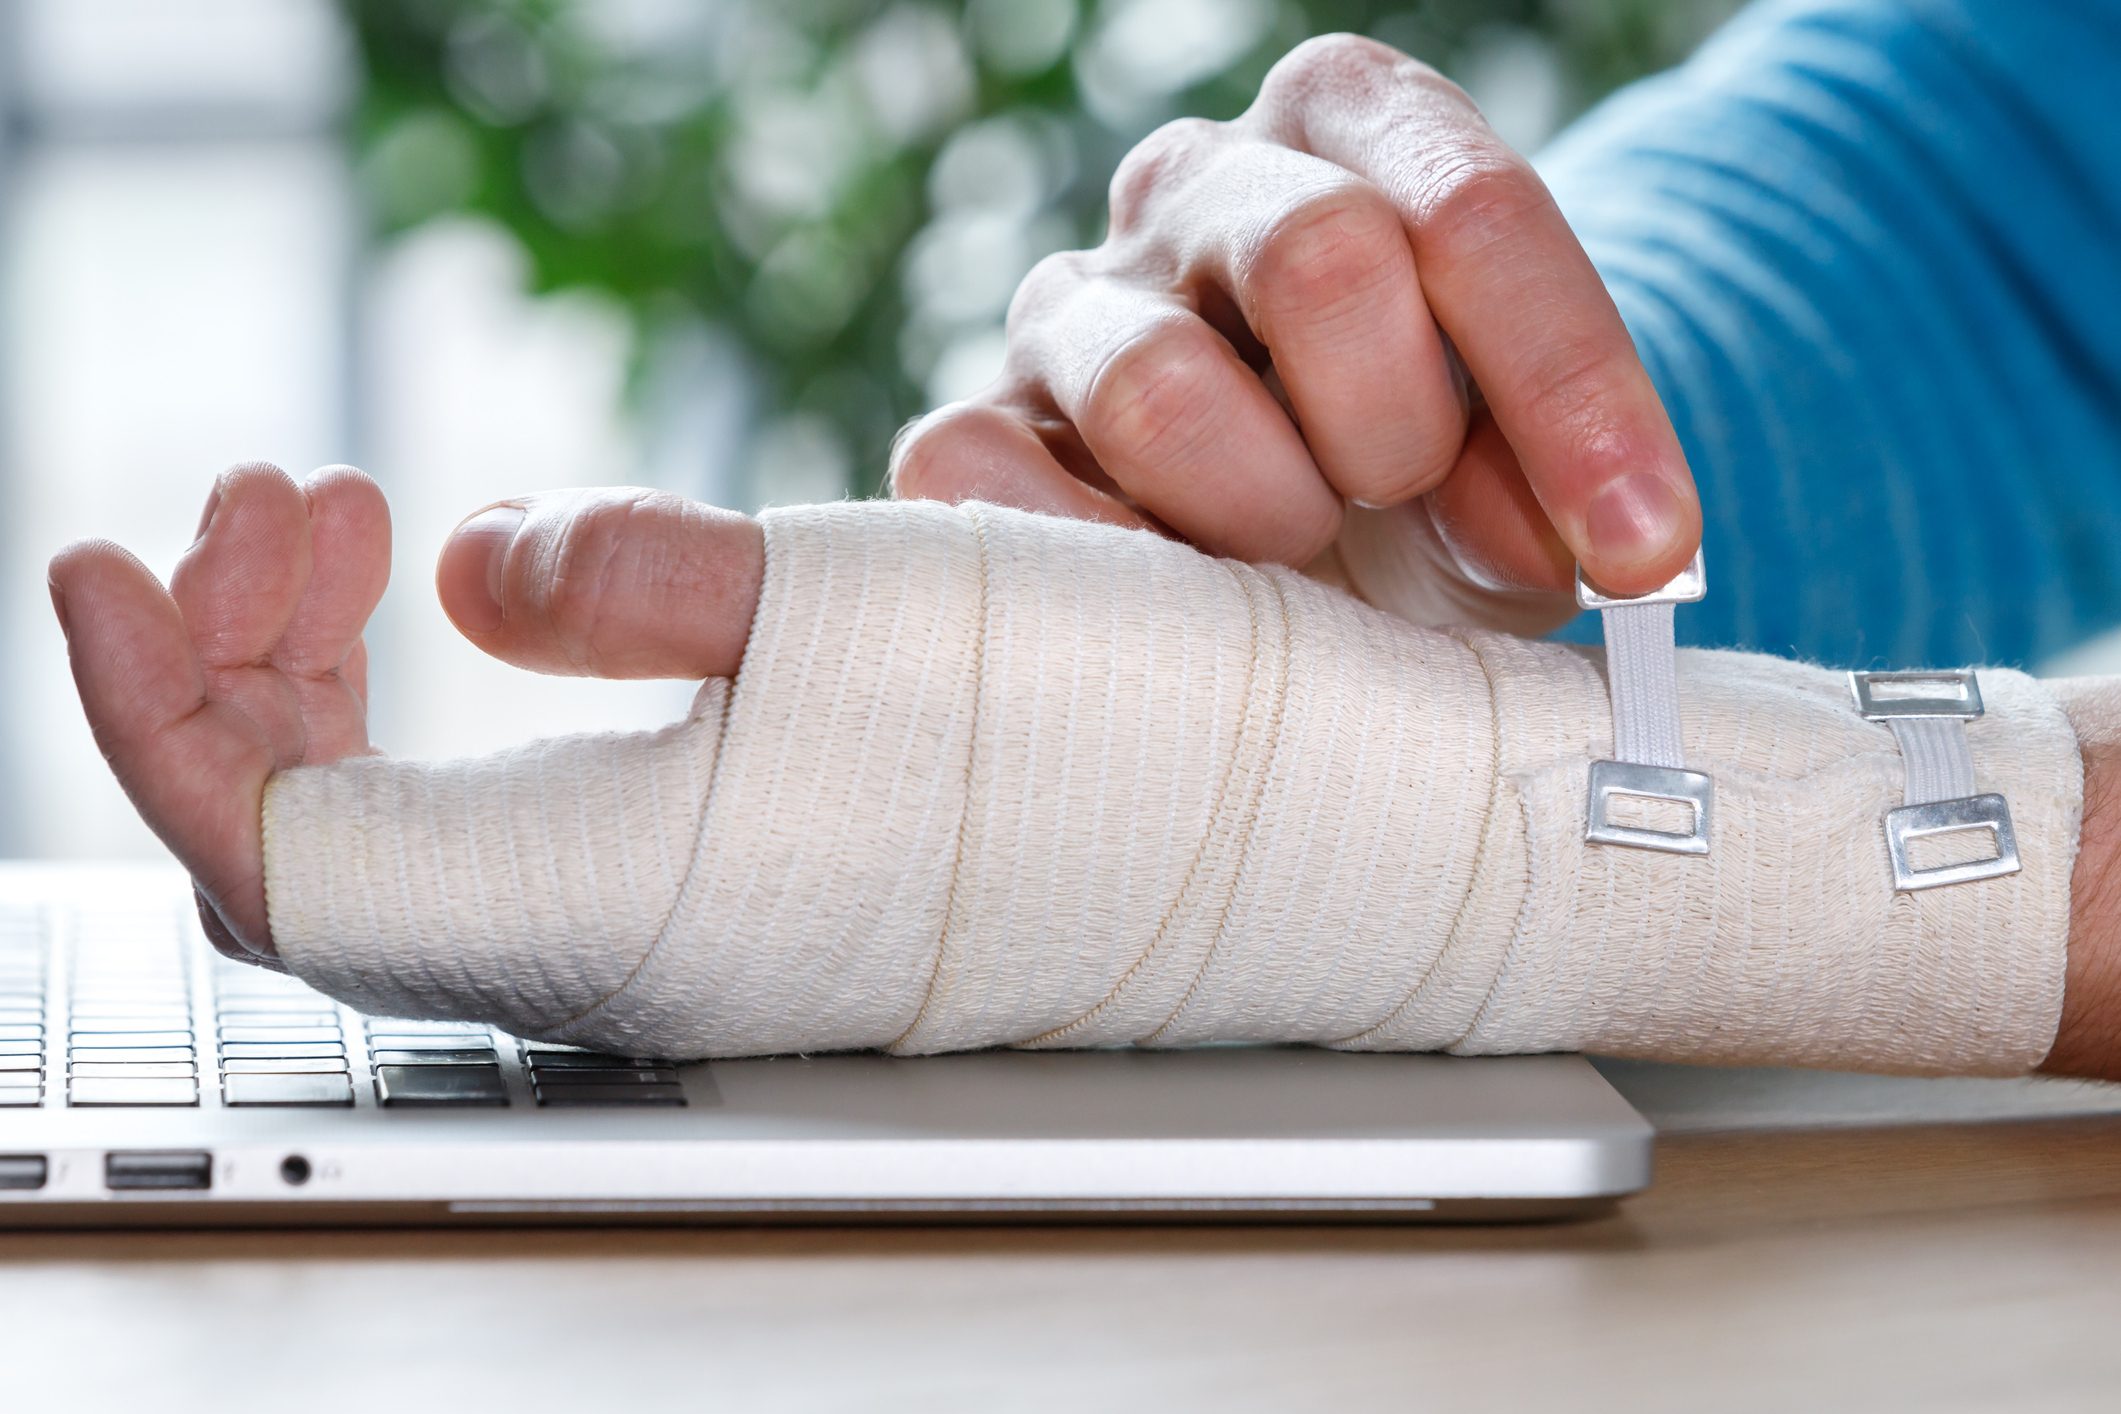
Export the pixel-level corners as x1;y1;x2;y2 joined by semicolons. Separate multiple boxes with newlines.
0;1154;47;1191
105;1150;213;1191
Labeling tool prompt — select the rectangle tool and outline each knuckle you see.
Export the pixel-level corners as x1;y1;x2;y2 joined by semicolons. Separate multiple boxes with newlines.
1244;187;1407;324
1258;33;1428;110
1005;248;1091;331
1408;149;1547;255
1082;319;1230;468
1265;32;1391;92
535;495;653;669
1107;117;1219;227
1517;340;1631;438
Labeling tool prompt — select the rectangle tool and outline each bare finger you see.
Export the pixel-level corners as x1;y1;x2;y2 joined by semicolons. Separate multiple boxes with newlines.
1247;35;1700;592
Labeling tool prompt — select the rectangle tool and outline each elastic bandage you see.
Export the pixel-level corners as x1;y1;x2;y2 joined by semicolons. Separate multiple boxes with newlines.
261;501;2084;1072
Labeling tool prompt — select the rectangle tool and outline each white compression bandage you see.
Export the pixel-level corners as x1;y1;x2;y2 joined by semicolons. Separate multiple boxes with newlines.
260;501;2085;1073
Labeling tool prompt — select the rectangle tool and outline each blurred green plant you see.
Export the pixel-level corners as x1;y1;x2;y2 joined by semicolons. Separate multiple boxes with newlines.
342;0;1738;498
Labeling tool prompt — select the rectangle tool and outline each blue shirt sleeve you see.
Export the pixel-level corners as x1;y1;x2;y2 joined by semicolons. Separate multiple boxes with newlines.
1537;0;2121;666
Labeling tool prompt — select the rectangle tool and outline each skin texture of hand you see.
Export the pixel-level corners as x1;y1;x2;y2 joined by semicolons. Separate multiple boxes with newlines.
50;467;2121;1084
890;33;1702;630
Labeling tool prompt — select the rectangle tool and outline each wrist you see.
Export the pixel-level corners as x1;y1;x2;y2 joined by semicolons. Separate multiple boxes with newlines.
2044;680;2121;1077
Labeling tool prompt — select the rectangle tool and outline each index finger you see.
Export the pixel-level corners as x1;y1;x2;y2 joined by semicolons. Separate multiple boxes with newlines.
1245;35;1701;595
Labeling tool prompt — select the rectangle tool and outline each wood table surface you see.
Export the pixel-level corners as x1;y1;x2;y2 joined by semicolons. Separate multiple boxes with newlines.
6;1104;2121;1412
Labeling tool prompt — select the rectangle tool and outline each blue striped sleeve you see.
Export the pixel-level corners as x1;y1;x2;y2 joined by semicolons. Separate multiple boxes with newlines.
1538;0;2121;666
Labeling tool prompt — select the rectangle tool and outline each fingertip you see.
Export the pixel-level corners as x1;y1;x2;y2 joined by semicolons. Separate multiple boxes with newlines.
892;400;1157;532
303;464;388;517
47;538;114;634
1577;470;1702;596
50;534;143;579
436;501;524;638
47;537;161;619
1429;422;1576;595
170;465;316;666
195;462;312;559
218;460;303;502
1255;497;1345;569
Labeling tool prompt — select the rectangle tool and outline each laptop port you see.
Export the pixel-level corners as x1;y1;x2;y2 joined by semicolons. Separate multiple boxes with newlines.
0;1154;47;1191
105;1150;213;1192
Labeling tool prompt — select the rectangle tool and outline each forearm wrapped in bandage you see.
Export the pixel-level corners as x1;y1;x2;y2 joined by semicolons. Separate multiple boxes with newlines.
261;501;2083;1072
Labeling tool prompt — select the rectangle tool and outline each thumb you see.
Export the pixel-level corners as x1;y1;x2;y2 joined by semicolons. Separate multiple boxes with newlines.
436;488;765;679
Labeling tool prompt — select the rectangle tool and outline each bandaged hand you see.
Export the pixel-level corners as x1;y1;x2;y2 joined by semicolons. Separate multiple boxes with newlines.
50;466;2119;1077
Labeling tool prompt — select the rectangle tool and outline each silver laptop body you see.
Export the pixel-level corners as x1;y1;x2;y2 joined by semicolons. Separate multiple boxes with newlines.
0;864;1652;1225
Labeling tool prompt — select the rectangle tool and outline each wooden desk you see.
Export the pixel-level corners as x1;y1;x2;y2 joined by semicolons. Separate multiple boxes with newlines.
5;1113;2121;1410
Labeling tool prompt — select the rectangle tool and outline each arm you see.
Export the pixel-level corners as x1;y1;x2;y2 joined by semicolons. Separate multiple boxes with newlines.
49;468;2121;1079
1543;0;2121;664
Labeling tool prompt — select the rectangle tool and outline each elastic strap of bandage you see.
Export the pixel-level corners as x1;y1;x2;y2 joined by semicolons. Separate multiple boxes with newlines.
1887;717;1977;806
1603;601;1684;769
1852;669;2021;892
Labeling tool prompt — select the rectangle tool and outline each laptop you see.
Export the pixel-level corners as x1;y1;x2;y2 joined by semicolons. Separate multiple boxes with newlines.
0;862;1652;1225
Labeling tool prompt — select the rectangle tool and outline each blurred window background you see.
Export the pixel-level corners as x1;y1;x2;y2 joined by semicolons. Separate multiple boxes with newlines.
0;0;1738;860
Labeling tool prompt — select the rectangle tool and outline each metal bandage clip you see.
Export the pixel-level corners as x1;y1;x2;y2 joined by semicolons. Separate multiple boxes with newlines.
1848;669;2020;892
1579;550;1712;855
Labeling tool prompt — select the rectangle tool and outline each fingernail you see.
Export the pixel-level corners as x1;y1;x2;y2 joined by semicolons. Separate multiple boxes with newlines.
453;505;524;633
1584;473;1684;571
194;477;224;540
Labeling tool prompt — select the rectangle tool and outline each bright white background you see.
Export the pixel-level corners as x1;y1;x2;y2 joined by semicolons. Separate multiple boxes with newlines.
0;0;721;860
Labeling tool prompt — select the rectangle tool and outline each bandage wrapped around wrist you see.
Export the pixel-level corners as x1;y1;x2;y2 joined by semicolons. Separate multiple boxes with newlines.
262;501;2082;1072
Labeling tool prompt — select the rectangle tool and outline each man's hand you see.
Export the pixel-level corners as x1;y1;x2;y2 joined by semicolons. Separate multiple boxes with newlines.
891;33;1701;628
49;465;389;961
51;467;767;962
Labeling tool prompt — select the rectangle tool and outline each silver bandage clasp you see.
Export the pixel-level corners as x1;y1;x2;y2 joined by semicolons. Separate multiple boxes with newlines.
1849;668;2020;892
1580;550;1713;856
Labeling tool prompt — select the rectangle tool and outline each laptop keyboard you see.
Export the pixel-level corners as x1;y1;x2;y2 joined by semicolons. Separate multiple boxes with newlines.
0;900;684;1110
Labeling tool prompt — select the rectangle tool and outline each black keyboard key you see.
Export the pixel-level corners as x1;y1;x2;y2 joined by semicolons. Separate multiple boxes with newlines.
369;1048;496;1066
534;1081;686;1107
525;1052;670;1070
0;1155;46;1190
375;1064;509;1107
223;1073;355;1107
532;1066;681;1087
